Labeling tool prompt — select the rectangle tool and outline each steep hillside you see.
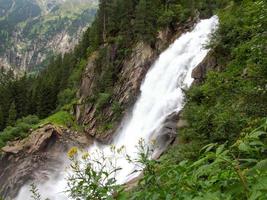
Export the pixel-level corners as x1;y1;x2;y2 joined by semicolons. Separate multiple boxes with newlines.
127;1;267;199
0;0;266;199
0;0;97;71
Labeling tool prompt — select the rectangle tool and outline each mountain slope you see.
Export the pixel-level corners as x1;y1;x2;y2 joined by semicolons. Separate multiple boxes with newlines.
0;0;97;71
0;0;266;199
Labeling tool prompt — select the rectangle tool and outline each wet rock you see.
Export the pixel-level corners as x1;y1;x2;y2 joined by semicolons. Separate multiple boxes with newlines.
191;51;218;84
152;113;179;159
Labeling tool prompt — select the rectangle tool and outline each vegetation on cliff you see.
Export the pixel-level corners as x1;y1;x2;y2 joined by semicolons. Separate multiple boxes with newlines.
127;0;267;199
40;0;267;199
0;0;266;199
0;0;226;146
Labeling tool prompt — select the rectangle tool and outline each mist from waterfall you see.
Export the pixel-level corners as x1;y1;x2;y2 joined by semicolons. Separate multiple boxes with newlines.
16;16;218;200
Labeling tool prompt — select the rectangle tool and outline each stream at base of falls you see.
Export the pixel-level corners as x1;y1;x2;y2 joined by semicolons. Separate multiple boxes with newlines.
15;16;219;200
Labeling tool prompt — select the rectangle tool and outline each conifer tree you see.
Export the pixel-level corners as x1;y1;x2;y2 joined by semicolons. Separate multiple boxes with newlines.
119;0;134;40
7;102;17;126
134;0;159;44
0;106;4;130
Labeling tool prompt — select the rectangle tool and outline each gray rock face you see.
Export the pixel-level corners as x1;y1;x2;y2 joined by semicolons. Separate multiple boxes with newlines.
76;42;157;143
191;50;219;84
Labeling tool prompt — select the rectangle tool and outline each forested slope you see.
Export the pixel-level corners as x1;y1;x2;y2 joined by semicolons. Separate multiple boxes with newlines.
127;1;267;199
0;0;226;148
0;0;266;199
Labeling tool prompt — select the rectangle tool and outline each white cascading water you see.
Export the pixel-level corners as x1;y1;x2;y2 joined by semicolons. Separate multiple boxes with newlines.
16;16;218;199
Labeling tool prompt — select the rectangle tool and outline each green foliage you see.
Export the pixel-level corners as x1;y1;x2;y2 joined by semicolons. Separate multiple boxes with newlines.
68;59;87;89
96;93;112;111
2;1;266;199
158;3;190;28
180;0;267;144
134;0;159;44
29;183;50;200
0;107;4;130
128;119;267;200
57;88;76;108
30;184;42;200
127;1;267;199
66;146;124;200
111;101;123;120
7;102;17;127
0;0;97;66
0;115;39;148
38;111;74;128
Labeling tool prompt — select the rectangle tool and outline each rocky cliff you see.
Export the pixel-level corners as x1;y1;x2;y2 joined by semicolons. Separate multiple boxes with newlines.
0;0;97;71
191;50;220;84
75;16;199;144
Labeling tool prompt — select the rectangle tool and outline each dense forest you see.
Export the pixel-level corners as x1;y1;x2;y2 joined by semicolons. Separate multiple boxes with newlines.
1;0;267;199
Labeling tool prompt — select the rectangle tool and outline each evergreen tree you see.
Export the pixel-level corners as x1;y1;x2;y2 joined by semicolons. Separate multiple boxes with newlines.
0;106;4;130
119;0;135;41
134;0;159;44
134;0;146;38
7;102;17;126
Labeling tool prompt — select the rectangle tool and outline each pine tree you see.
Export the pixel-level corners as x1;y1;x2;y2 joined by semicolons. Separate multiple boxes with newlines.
7;102;17;126
134;0;146;37
134;0;159;44
119;0;134;40
0;106;4;130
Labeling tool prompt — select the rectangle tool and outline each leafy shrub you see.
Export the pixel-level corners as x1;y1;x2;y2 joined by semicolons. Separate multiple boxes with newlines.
96;93;111;112
39;111;74;128
111;101;123;120
68;59;87;88
0;115;40;148
128;119;267;200
16;115;40;125
57;88;76;108
66;146;124;200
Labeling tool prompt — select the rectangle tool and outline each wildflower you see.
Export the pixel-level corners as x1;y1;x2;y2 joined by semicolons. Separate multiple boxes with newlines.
68;147;78;158
82;152;90;160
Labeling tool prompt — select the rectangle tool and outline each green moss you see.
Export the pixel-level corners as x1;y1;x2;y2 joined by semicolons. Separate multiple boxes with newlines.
38;111;73;127
37;111;83;132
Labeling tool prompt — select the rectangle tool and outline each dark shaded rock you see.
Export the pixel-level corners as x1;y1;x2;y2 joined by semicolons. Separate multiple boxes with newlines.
152;113;180;159
191;51;218;84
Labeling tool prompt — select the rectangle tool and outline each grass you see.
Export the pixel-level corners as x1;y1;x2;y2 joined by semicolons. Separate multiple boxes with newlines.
0;111;83;149
38;111;73;127
36;111;83;132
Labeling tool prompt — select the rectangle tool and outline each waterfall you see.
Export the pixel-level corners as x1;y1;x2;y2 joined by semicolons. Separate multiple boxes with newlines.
16;16;218;199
